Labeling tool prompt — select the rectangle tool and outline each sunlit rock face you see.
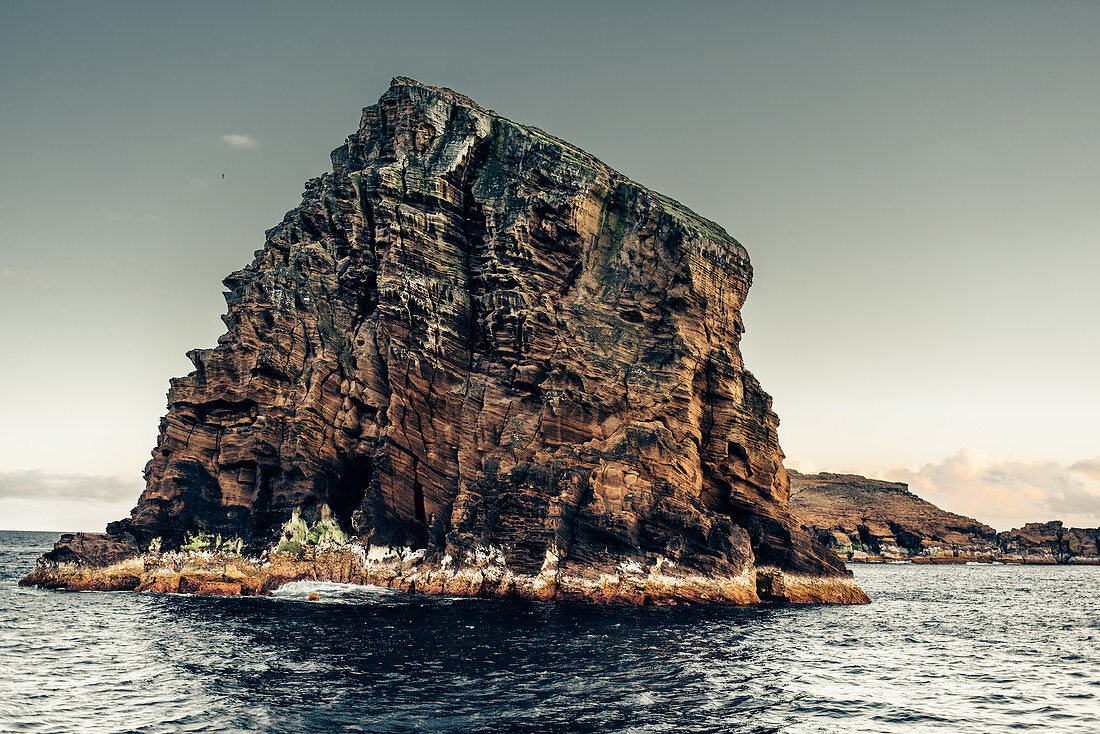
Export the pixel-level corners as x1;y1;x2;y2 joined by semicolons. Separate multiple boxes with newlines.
789;471;999;560
87;78;861;603
789;472;1100;566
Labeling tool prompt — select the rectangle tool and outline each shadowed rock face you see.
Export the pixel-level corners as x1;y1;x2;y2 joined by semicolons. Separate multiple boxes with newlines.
41;533;139;568
31;78;863;603
998;522;1100;564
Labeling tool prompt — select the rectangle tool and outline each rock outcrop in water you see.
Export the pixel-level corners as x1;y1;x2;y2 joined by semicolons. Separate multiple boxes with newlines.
997;522;1100;565
23;78;867;604
790;471;1100;564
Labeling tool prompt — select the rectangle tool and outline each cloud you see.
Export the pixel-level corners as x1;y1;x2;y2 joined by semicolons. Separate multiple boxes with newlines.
0;470;143;503
220;133;258;149
785;458;820;474
100;209;162;224
1069;458;1100;479
0;470;143;532
1;268;47;286
876;449;1100;531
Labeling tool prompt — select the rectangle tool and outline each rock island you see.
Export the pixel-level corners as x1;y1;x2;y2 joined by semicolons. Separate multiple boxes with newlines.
23;78;868;605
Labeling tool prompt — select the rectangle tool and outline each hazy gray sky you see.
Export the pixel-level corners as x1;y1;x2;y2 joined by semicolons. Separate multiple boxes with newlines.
2;1;1097;530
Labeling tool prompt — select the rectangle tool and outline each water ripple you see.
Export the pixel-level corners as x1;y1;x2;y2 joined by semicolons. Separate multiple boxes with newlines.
2;531;1098;733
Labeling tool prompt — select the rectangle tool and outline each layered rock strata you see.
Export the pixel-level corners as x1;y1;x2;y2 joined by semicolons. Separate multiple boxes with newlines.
24;78;867;604
790;471;1100;564
997;522;1100;565
789;471;996;561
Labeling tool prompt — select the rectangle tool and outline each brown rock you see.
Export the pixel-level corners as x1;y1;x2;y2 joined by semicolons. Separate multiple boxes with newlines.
176;574;204;594
239;577;263;595
790;471;1100;565
196;581;242;596
66;574;142;592
39;533;140;567
998;521;1100;564
25;77;864;604
789;471;996;560
177;573;243;595
136;575;181;594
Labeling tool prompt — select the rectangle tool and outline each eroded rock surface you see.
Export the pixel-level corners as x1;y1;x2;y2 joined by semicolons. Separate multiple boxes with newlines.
24;78;866;604
998;522;1100;565
790;471;996;560
40;533;140;568
790;471;1100;565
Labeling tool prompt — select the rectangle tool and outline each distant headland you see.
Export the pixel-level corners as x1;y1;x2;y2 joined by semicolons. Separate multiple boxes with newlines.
789;470;1099;565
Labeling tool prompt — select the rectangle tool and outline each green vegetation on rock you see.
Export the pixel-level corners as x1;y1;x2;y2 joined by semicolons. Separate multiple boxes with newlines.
180;532;244;554
275;505;349;556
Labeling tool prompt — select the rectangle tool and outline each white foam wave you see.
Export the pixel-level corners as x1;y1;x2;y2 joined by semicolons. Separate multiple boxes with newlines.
268;580;396;602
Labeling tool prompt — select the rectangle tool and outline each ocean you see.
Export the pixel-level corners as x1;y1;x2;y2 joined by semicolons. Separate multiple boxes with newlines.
1;530;1097;733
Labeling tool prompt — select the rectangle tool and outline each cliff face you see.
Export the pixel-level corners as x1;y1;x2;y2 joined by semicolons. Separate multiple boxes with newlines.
789;471;996;559
790;471;1100;565
998;522;1100;565
26;78;866;604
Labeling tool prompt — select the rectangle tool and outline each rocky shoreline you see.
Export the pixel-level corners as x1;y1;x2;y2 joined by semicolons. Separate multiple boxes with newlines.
20;532;868;605
790;471;1100;565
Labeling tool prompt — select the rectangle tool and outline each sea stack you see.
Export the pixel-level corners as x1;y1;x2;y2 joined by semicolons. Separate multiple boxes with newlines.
24;78;867;604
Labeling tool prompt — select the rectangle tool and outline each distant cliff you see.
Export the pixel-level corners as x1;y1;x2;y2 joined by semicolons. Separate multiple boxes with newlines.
22;78;867;605
789;470;1100;564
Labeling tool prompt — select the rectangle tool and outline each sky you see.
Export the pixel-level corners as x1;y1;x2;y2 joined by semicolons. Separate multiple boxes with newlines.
1;1;1097;531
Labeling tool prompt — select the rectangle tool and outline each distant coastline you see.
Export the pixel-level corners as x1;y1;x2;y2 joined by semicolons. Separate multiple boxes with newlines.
790;470;1099;565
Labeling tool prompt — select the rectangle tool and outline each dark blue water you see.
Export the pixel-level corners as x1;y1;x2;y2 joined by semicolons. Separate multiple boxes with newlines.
2;530;1097;733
